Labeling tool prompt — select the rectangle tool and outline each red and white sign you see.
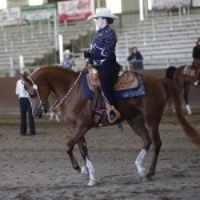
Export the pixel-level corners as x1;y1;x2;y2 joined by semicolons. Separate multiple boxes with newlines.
57;0;92;22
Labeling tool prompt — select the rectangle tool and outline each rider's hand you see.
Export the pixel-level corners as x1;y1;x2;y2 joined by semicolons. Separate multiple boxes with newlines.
83;50;91;59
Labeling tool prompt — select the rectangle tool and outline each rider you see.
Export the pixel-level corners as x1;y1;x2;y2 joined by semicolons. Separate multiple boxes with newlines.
192;38;200;85
84;7;120;123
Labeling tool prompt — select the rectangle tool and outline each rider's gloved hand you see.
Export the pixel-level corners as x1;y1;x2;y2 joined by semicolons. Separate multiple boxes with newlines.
83;50;91;59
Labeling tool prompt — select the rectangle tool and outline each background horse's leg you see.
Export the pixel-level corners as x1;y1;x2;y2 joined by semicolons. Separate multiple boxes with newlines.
127;111;152;181
66;128;96;186
77;136;96;186
183;83;192;115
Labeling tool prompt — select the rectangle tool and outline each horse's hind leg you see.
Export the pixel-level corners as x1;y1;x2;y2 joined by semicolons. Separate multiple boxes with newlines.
128;109;162;180
127;111;152;180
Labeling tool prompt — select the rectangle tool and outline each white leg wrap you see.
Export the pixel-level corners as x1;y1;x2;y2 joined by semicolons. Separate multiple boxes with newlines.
86;157;96;186
55;114;60;122
49;112;53;121
194;80;199;86
135;149;147;177
186;104;192;115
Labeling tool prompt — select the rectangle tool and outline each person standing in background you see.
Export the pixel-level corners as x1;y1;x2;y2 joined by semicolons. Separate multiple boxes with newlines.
60;49;75;69
192;38;200;85
127;47;143;70
15;71;36;136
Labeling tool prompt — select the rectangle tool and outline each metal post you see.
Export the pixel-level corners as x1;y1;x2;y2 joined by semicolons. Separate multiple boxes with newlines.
143;21;146;45
54;12;58;51
152;12;155;40
47;19;51;38
9;57;14;77
19;55;24;73
139;0;144;21
39;20;43;34
4;32;7;52
21;25;25;43
187;6;190;21
30;20;34;38
58;34;63;64
178;5;182;25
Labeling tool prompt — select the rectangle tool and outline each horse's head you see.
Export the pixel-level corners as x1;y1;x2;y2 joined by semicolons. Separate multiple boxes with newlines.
22;68;50;118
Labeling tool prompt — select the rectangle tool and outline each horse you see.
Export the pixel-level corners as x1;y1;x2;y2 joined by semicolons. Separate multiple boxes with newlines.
23;65;200;186
165;65;195;115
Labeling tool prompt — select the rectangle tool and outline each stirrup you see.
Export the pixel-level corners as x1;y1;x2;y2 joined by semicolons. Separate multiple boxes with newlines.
107;106;121;123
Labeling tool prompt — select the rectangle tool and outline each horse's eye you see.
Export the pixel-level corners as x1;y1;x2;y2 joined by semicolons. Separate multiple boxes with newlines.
30;91;37;98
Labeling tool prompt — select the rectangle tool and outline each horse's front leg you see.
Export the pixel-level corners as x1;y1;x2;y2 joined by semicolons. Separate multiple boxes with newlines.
183;83;192;115
66;130;96;186
77;137;96;186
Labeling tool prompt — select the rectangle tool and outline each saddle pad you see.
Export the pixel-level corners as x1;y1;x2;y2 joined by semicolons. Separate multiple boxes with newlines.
80;71;146;100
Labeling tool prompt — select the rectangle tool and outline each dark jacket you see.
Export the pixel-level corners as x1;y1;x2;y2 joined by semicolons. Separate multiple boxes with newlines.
192;45;200;59
91;25;117;67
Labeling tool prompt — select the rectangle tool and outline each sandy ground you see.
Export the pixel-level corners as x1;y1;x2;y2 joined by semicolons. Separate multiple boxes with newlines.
0;111;200;200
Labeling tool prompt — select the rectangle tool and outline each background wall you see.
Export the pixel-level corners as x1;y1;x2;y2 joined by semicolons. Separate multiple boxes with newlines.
0;69;199;116
122;0;139;13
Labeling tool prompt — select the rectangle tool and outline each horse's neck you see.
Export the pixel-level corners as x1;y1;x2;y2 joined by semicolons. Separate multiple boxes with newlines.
49;73;79;100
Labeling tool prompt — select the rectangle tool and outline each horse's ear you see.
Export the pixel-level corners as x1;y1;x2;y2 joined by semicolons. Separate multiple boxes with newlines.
19;72;32;84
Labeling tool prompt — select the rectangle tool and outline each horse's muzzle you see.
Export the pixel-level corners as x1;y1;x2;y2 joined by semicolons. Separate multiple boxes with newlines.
33;106;43;119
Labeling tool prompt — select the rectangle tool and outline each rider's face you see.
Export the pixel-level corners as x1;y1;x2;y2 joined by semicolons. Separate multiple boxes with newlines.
95;17;107;30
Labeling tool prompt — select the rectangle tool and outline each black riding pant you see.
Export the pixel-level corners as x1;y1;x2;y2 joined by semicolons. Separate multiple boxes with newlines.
19;98;36;135
97;59;120;108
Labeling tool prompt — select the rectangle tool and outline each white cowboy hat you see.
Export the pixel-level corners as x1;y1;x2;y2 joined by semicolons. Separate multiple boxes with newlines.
63;49;71;55
88;8;118;20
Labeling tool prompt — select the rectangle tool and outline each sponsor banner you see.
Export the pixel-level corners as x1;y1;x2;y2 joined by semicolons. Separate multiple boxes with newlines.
0;7;21;26
192;0;200;7
21;3;56;22
152;0;191;11
57;0;92;22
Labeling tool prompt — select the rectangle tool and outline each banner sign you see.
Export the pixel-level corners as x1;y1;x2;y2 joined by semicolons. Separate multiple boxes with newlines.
21;3;56;22
152;0;191;11
57;0;92;22
192;0;200;7
0;7;21;26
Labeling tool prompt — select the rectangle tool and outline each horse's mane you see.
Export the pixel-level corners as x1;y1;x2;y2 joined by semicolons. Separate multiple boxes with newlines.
30;65;79;81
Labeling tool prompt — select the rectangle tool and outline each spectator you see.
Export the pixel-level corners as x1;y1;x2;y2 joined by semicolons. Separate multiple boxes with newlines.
15;71;36;136
60;49;75;69
192;38;200;85
127;47;144;70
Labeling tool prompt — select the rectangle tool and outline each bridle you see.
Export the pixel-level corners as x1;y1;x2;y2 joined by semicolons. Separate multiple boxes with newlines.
26;72;82;113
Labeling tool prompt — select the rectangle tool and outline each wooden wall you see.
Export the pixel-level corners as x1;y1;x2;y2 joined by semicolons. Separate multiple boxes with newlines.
0;69;199;116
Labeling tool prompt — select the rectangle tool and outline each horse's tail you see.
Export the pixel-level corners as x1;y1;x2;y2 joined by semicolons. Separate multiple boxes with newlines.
165;66;177;80
162;78;200;146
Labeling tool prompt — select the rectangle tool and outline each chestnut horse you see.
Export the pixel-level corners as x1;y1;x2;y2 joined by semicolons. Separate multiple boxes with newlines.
165;65;195;115
23;65;200;186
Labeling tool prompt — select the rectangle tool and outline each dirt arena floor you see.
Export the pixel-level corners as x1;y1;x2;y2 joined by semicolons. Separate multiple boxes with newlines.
0;110;200;200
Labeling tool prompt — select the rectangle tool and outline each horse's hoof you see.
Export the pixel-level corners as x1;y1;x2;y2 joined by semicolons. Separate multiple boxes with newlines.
138;167;146;178
88;179;96;186
81;166;88;175
142;176;151;182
